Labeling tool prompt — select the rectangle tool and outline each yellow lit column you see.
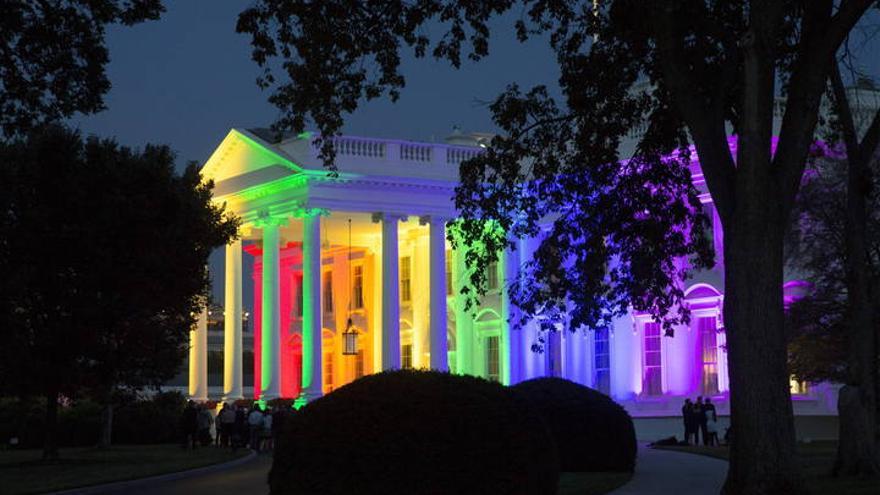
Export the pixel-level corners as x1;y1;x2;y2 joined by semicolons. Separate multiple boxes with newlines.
188;308;208;400
223;238;243;400
260;220;282;400
300;212;324;401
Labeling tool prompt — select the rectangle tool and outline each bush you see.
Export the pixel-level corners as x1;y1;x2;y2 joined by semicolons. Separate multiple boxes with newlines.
512;378;637;472
113;391;187;444
270;370;559;495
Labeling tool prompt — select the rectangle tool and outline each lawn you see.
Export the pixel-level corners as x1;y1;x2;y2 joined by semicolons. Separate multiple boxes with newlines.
654;442;877;495
0;444;250;495
557;471;633;495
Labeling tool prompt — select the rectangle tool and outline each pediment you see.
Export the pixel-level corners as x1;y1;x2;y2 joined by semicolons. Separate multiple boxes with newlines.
201;128;303;185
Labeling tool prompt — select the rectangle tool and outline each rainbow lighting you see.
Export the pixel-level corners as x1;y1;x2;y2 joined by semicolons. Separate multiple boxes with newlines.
190;128;839;431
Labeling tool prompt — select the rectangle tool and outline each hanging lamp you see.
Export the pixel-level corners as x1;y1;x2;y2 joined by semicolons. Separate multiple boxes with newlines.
342;218;359;355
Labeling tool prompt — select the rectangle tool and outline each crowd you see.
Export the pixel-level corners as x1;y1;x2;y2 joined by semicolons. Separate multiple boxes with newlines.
180;400;296;453
681;396;719;446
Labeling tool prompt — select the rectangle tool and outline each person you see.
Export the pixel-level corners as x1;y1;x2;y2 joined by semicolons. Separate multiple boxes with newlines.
692;396;705;445
272;406;287;450
218;403;236;448
248;405;264;452
197;405;214;447
681;399;694;444
181;401;199;449
702;397;717;446
705;406;719;446
232;406;247;451
261;407;274;452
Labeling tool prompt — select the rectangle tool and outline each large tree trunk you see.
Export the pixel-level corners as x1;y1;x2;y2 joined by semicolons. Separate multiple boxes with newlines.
829;63;879;477
43;388;59;460
722;200;806;495
98;403;113;448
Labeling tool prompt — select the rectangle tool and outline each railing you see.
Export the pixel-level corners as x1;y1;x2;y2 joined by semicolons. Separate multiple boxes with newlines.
308;135;484;166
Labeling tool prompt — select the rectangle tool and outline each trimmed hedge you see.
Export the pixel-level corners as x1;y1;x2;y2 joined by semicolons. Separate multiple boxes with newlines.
512;378;637;472
270;370;559;495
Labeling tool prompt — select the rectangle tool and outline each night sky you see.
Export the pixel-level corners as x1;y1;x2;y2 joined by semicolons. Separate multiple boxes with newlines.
68;1;880;310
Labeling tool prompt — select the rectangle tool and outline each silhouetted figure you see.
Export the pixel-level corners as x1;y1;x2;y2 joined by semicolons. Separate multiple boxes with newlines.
248;406;264;452
197;405;214;446
692;396;705;445
681;399;694;444
181;401;199;449
702;397;717;446
218;403;236;447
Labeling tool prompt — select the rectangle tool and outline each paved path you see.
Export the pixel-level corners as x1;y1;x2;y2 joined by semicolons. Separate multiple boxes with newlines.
609;445;727;495
80;445;724;495
92;454;272;495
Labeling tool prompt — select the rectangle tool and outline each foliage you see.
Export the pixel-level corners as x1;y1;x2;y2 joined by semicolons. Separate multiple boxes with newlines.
785;147;879;384
270;369;559;495
0;1;164;138
0;126;239;453
512;377;637;472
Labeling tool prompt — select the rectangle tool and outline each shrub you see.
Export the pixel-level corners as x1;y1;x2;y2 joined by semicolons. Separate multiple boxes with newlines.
113;391;187;444
270;370;559;495
512;378;637;472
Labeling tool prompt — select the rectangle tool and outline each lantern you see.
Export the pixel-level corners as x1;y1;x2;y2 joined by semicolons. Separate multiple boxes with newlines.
343;318;358;355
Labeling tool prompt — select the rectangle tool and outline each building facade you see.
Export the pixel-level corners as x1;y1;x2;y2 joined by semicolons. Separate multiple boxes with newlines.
190;123;846;438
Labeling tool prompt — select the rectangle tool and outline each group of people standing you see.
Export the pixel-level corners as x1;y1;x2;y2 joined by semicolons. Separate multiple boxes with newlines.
181;400;295;453
681;396;718;446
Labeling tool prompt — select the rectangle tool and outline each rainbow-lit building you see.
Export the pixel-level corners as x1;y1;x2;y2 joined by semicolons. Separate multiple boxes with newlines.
190;125;843;439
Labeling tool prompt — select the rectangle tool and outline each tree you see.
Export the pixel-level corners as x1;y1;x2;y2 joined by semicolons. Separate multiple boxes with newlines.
0;126;239;458
236;1;878;493
787;67;880;476
0;0;164;138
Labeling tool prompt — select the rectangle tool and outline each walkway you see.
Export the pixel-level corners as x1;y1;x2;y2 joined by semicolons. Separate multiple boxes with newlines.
609;445;727;495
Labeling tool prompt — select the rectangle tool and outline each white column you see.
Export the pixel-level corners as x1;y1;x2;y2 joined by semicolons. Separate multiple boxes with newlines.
260;221;281;400
427;217;448;371
188;307;208;400
300;212;323;400
501;241;520;385
223;238;243;400
375;212;404;370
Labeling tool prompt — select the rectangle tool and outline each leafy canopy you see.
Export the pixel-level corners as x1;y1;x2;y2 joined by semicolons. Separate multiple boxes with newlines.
0;0;164;138
0;126;239;399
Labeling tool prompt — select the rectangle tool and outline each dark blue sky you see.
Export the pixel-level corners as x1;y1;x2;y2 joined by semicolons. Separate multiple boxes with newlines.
72;1;561;169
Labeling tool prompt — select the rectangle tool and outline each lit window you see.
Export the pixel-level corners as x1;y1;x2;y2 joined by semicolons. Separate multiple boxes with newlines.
487;261;498;290
699;317;719;395
643;322;662;396
296;274;303;317
355;350;365;379
790;377;810;395
486;335;500;382
445;250;453;296
323;271;333;313
594;328;610;395
324;352;334;392
400;256;412;302
352;265;364;309
401;344;413;369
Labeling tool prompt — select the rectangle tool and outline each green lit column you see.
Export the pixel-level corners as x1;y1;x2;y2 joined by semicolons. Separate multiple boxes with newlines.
452;232;474;375
223;238;243;400
260;218;282;400
188;307;208;400
299;211;324;402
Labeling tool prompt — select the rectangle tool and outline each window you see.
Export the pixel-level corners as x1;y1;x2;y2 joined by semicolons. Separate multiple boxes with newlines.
445;250;453;296
699;317;719;395
322;271;333;313
594;328;611;395
324;352;334;392
547;331;562;377
401;344;413;369
400;256;412;302
486;261;498;290
643;322;662;396
486;335;500;382
355;350;365;379
296;274;303;317
352;265;364;309
790;376;810;395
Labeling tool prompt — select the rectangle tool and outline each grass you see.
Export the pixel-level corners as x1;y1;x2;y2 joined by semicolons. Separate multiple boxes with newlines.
557;471;633;495
654;441;877;495
0;444;250;495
